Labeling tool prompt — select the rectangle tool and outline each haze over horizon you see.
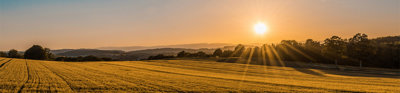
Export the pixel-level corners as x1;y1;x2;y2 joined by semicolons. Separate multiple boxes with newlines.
1;0;399;51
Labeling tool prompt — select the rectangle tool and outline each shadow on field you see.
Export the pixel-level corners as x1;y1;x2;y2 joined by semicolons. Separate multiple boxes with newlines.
320;68;400;78
158;59;399;79
232;59;399;78
293;68;325;77
278;61;400;79
269;61;326;77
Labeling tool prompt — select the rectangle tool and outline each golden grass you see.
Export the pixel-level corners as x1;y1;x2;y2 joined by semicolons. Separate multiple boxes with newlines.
0;58;399;92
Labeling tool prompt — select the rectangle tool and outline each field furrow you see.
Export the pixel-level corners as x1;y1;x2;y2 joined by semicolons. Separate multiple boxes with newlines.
0;58;7;63
39;62;76;92
16;60;76;92
16;60;30;93
0;59;27;92
40;61;153;92
0;58;398;92
0;59;13;69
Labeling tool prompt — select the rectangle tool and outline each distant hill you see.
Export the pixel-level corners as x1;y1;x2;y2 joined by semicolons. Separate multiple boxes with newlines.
372;35;400;45
50;49;75;54
124;48;216;60
52;48;218;60
98;43;235;51
55;49;124;57
49;43;262;60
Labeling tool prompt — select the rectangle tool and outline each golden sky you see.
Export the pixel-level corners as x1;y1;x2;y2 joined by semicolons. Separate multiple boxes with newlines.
1;0;399;50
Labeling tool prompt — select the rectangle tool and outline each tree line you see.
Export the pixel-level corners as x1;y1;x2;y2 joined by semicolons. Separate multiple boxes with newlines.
212;33;399;69
0;45;52;60
162;33;398;69
147;51;212;60
0;45;114;62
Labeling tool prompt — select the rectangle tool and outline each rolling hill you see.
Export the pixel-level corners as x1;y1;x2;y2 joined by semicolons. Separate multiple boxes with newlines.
55;49;124;57
98;43;236;51
52;48;218;60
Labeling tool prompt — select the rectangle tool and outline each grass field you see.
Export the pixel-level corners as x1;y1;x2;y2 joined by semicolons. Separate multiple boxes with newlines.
0;57;399;92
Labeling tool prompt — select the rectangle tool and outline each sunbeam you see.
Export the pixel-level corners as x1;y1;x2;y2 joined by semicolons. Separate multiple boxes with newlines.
283;43;316;62
269;45;286;67
238;48;254;90
261;45;268;74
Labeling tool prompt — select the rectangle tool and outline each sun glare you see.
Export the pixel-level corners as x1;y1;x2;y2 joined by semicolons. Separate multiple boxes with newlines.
254;22;268;35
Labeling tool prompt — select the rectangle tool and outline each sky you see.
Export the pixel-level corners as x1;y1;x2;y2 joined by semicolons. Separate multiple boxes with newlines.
1;0;399;51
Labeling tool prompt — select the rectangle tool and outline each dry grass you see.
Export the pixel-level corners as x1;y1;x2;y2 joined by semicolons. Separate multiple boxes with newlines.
0;57;399;92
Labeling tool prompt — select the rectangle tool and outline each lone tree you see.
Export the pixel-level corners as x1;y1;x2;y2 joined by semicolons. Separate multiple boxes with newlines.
213;48;223;57
8;49;21;58
24;45;48;60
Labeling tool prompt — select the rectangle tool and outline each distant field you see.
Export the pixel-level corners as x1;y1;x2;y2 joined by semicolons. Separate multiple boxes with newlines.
0;58;399;92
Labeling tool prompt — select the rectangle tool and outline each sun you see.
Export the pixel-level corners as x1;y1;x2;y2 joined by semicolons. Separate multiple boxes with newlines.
254;22;268;35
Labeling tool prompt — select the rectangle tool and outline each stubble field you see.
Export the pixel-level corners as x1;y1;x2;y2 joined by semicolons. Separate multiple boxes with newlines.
0;58;399;92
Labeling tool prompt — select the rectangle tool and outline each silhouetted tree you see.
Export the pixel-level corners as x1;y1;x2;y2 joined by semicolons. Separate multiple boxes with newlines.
212;48;223;57
55;57;65;61
101;57;113;61
281;40;300;46
172;33;400;69
323;36;347;64
8;49;21;58
0;52;7;57
221;50;234;57
233;44;245;57
305;39;321;49
278;40;304;61
64;57;81;62
252;46;264;64
177;51;188;57
195;51;207;57
242;48;252;59
44;48;54;59
304;39;323;62
176;51;211;58
347;33;375;62
148;54;174;60
24;45;47;60
82;55;103;61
